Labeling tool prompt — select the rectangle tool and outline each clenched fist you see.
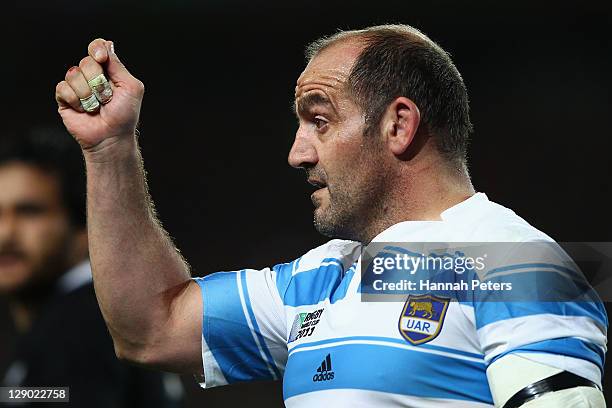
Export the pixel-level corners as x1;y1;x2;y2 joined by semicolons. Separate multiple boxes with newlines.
55;39;144;152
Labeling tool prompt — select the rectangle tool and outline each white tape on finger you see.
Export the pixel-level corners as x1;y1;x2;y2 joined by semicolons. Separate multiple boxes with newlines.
80;94;100;112
88;73;113;104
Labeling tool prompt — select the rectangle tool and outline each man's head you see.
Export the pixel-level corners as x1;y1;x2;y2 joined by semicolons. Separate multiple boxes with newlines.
0;128;87;298
289;24;473;242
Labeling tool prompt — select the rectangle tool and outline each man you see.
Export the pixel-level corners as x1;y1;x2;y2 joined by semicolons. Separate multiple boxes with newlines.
0;129;184;407
54;25;606;407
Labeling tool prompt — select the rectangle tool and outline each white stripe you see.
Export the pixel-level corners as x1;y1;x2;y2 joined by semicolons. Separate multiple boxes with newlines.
236;270;277;380
56;260;92;294
292;259;298;274
319;260;344;268
285;388;493;408
246;268;288;373
293;260;344;276
192;279;227;389
478;314;607;362
289;339;485;364
199;334;228;388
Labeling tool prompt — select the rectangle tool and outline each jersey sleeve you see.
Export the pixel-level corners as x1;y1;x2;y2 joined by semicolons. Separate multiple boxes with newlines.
192;267;287;388
192;239;361;388
474;241;608;386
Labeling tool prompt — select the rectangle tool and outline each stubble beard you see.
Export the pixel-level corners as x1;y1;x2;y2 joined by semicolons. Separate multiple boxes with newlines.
312;159;387;243
3;233;74;300
312;185;355;240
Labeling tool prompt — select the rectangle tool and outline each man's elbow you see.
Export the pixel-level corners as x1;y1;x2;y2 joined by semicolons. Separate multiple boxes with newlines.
113;340;163;368
113;339;201;375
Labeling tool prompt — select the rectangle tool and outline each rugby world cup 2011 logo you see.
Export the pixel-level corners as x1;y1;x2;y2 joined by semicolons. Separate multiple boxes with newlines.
398;294;450;345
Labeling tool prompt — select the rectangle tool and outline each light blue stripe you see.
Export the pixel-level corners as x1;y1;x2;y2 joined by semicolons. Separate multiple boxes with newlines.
283;342;492;403
274;259;298;301
491;337;605;374
473;268;604;306
279;260;354;306
289;335;485;361
381;246;423;257
239;270;282;380
194;274;272;383
330;263;357;304
485;262;577;276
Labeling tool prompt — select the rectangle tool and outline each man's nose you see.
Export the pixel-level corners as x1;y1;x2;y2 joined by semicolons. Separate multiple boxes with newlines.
288;129;318;169
0;214;17;243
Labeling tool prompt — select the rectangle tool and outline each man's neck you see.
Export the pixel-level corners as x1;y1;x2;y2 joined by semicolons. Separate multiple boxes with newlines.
8;289;52;334
7;259;86;334
9;302;36;333
360;160;475;243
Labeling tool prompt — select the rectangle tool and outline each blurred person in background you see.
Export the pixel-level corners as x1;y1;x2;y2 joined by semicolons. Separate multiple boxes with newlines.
0;127;184;407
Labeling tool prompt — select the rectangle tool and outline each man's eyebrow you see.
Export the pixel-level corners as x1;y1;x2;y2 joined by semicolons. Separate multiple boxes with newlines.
293;93;335;116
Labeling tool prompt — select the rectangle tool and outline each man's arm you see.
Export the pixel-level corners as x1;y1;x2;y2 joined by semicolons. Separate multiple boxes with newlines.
55;39;202;374
487;354;606;407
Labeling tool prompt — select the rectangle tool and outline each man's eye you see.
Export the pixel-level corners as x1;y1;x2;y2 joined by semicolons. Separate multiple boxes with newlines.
313;117;328;130
16;204;46;216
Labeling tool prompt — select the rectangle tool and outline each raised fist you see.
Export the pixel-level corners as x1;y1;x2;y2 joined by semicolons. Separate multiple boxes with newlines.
55;39;144;151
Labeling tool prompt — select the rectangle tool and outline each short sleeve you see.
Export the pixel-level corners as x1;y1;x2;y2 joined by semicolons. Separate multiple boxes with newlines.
474;241;608;386
193;267;287;388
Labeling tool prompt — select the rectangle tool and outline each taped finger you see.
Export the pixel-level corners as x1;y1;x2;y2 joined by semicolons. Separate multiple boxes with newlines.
78;56;112;104
88;73;113;104
65;66;99;112
80;94;100;112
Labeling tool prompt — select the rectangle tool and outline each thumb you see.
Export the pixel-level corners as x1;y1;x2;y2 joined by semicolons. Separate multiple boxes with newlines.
103;40;137;85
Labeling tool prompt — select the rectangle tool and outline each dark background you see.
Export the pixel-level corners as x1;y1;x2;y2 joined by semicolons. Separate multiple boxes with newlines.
5;0;612;406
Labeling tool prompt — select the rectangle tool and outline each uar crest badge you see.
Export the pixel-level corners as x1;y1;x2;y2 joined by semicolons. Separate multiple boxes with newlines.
398;294;450;345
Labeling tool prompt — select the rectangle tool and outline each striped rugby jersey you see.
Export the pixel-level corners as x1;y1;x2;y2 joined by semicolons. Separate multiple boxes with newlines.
193;193;607;407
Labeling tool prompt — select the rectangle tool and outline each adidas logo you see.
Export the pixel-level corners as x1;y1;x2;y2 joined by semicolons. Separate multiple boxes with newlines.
312;354;335;382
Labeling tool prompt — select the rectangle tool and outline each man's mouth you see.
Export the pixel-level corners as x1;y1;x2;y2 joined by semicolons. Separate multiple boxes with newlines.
307;178;327;191
0;253;25;267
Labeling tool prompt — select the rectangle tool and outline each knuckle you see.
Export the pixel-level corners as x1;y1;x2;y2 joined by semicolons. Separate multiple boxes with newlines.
65;92;79;105
64;67;78;81
135;79;145;95
58;84;71;98
89;38;105;50
79;56;91;68
57;85;78;105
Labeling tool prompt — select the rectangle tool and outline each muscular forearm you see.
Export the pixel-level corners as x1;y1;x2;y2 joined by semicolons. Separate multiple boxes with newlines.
84;135;191;360
56;39;203;373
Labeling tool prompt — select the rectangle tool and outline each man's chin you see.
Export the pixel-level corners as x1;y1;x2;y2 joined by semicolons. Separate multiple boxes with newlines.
0;269;32;295
313;220;334;238
313;205;342;239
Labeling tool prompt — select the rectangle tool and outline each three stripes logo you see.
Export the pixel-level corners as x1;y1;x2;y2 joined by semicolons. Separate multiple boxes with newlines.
312;354;335;382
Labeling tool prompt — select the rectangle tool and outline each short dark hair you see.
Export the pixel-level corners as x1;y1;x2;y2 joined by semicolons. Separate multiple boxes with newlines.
306;24;473;164
0;127;86;228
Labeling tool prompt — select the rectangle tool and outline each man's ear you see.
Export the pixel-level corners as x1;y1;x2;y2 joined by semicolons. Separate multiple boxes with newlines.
380;97;421;156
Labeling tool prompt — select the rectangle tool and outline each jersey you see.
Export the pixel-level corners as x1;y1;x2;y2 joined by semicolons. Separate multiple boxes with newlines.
192;193;607;407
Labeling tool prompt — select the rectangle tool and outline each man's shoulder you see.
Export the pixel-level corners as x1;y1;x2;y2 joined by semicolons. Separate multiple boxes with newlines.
270;239;361;307
378;194;556;243
278;239;361;276
468;197;555;243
